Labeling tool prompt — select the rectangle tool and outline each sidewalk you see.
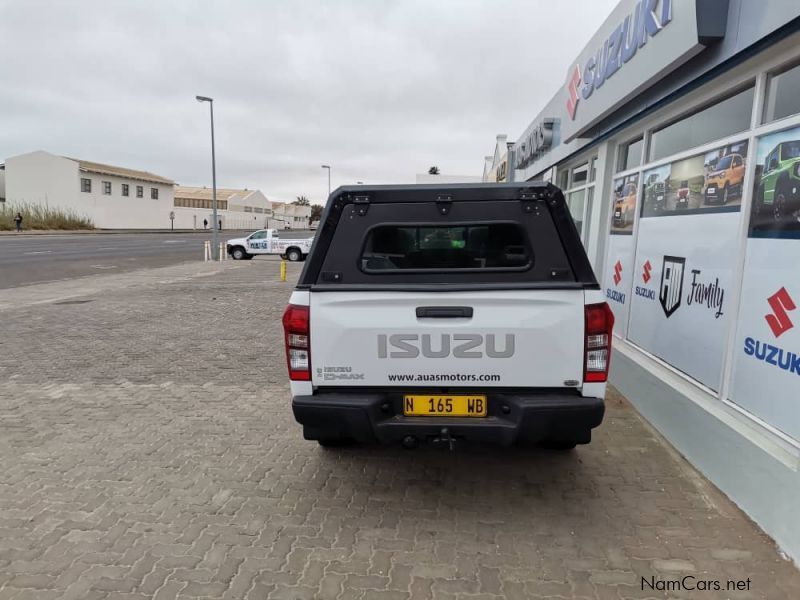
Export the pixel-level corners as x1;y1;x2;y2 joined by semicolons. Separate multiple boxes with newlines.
0;259;799;599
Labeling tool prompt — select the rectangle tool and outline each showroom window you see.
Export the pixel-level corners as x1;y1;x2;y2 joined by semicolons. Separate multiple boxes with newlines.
649;86;754;162
617;137;643;172
558;168;569;191
571;163;589;186
559;156;596;243
763;60;800;124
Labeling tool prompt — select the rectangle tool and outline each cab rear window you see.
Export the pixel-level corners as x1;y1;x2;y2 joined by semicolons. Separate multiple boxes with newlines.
361;223;531;272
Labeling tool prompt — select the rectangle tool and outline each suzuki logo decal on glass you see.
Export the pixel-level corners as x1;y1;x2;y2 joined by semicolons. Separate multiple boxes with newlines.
659;255;685;318
613;260;622;286
642;259;652;284
766;287;796;338
566;64;581;120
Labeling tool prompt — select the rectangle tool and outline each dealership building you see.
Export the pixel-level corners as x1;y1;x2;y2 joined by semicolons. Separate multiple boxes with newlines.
490;0;800;562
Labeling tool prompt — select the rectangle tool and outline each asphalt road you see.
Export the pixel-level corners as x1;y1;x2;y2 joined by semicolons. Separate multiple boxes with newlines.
0;230;315;289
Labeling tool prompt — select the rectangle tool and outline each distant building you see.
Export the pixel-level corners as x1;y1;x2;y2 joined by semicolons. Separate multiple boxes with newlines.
173;186;274;230
3;150;175;228
2;149;311;230
482;134;511;183
271;201;312;229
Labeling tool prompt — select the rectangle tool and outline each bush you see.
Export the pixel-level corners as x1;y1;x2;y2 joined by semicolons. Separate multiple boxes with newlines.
0;202;94;231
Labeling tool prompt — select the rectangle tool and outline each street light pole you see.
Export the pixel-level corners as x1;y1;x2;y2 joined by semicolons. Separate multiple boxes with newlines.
196;95;218;260
321;164;331;198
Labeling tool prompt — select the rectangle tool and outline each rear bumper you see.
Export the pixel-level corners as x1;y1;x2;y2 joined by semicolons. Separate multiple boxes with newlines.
292;390;604;446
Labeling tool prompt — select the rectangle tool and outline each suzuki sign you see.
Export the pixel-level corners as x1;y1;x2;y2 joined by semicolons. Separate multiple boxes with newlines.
561;0;728;142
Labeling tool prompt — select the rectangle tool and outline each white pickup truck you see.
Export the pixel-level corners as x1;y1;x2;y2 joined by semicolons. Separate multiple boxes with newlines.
226;229;313;261
283;183;613;450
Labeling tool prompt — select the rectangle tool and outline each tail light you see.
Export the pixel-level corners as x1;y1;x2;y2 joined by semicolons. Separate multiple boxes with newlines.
584;302;614;383
282;304;310;381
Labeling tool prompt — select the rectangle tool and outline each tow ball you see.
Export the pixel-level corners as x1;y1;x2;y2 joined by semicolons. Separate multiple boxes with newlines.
433;427;456;451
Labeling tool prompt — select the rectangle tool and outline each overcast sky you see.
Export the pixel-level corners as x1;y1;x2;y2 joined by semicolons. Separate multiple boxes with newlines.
0;0;617;205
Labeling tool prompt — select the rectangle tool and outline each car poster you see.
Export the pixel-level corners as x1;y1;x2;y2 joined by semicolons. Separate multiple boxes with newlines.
626;140;748;391
603;174;639;337
640;140;749;216
729;125;800;442
748;126;800;239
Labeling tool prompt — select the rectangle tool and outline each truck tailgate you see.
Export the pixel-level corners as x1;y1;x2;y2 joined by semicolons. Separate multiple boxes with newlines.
310;290;585;388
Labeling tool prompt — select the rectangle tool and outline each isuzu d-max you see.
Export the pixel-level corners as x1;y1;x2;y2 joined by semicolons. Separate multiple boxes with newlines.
282;183;613;449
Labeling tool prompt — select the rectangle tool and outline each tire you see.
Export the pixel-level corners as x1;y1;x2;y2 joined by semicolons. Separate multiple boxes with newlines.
286;248;302;262
721;184;729;205
231;246;247;260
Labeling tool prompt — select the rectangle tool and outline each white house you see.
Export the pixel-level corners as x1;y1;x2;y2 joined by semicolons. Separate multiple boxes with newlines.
173;186;275;230
4;151;175;229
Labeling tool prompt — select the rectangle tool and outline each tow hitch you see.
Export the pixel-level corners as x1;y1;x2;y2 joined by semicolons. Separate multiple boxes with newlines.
433;427;456;451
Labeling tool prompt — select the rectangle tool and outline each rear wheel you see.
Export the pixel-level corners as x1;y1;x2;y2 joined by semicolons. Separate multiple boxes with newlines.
286;248;302;262
231;246;248;260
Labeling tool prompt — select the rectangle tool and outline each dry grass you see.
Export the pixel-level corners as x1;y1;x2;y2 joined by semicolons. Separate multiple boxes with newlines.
0;202;94;231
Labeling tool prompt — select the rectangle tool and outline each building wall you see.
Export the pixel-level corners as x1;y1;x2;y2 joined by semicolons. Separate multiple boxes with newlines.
6;151;80;216
536;32;800;564
76;172;174;229
5;151;174;229
0;168;6;201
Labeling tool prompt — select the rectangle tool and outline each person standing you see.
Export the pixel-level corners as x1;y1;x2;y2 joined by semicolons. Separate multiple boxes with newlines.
203;218;208;229
13;212;23;232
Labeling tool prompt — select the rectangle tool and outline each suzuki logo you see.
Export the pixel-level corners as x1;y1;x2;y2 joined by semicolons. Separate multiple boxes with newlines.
659;256;685;318
566;64;581;120
613;260;622;286
643;260;652;284
765;287;796;338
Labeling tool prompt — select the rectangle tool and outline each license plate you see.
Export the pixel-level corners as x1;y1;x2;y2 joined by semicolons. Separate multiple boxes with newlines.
707;187;716;194
403;394;487;417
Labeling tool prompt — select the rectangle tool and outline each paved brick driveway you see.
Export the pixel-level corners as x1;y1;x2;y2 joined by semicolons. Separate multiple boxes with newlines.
1;259;799;600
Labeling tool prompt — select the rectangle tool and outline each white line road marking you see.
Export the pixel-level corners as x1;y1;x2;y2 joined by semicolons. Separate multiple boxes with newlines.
91;265;118;269
23;250;54;255
162;240;186;244
97;246;119;250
